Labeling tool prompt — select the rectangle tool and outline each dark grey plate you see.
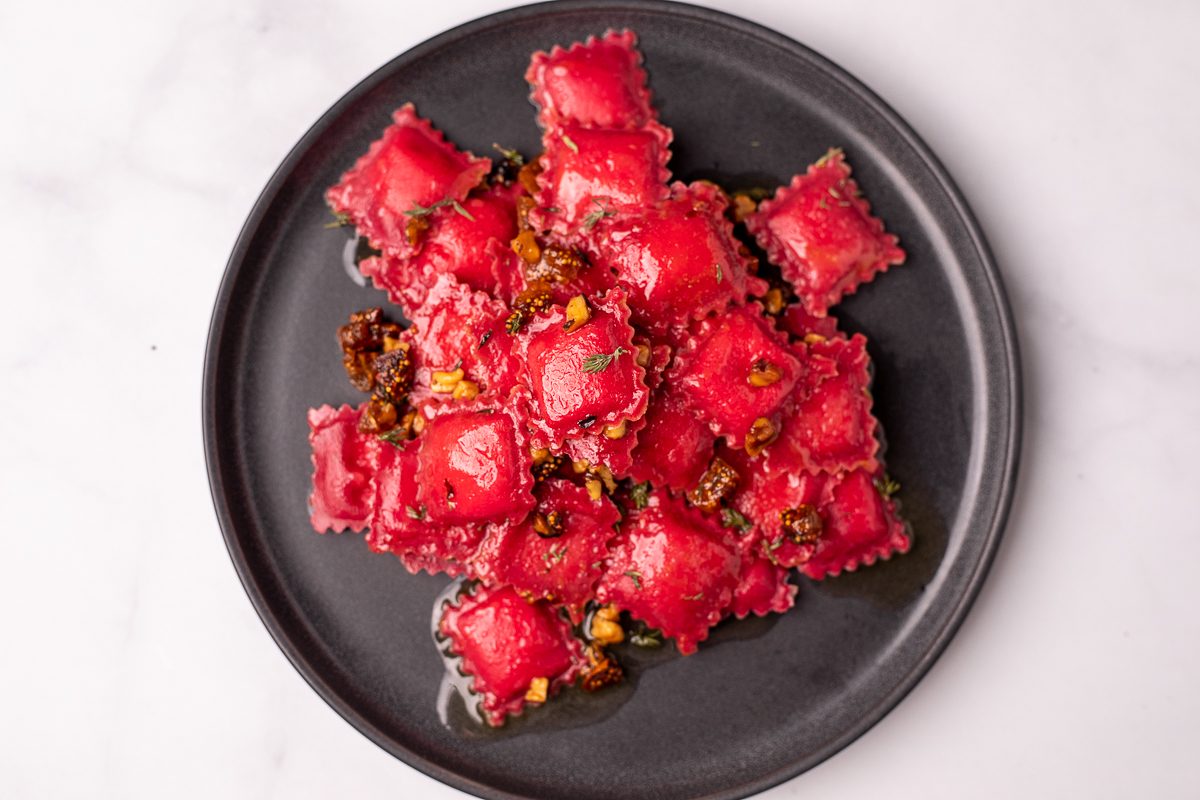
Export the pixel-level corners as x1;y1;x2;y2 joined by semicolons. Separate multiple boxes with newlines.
203;2;1020;798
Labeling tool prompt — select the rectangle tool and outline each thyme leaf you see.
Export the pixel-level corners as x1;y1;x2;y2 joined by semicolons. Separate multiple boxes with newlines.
630;481;651;510
561;134;580;154
405;505;427;520
874;475;901;498
582;346;629;374
492;143;525;166
720;507;753;534
623;570;643;590
582;198;616;230
323;211;352;229
714;262;724;283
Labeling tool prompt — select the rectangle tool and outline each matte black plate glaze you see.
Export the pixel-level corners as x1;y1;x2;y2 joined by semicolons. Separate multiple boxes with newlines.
203;2;1020;798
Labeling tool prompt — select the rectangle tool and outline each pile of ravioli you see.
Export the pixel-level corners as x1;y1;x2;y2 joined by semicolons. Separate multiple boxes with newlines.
307;31;910;726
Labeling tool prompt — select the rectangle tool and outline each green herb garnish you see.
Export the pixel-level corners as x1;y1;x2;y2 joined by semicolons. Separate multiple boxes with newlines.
378;428;408;447
874;475;901;498
714;262;724;283
720;507;753;534
630;481;651;510
582;198;616;230
405;505;427;520
561;134;580;154
623;570;643;589
492;143;524;166
582;346;629;374
324;211;352;229
404;196;475;222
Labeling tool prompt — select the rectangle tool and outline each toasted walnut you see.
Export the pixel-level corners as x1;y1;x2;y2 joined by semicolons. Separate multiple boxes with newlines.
731;193;758;223
410;413;426;435
430;367;465;394
580;645;623;692
452;379;479;401
524;676;549;704
562;294;591;333
590;605;625;645
405;214;430;248
748;359;783;388
342;351;376;393
803;333;827;345
511;230;541;266
763;287;785;316
373;346;414;405
781;504;823;545
687;457;740;513
633;344;651;368
532;510;567;539
745;416;779;457
358;395;398;434
584;477;603;501
591;465;617;493
603;420;627;439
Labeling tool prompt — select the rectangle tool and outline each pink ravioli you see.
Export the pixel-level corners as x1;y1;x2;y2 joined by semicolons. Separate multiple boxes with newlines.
360;183;519;311
730;556;797;620
326;103;490;258
798;468;910;579
628;384;715;492
527;29;656;130
771;333;879;475
415;399;536;528
307;404;379;533
471;478;620;614
596;495;741;655
595;181;767;333
366;437;480;577
746;148;905;315
405;274;520;400
440;584;585;726
533;125;671;236
518;288;649;451
670;305;803;446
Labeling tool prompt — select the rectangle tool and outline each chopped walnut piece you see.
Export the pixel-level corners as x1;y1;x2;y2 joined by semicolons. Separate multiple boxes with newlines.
762;287;785;315
744;416;779;457
430;367;465;394
524;676;549;704
686;456;740;513
730;193;758;223
603;420;627;439
748;359;783;388
563;294;591;333
405;214;430;248
506;281;553;333
589;604;625;645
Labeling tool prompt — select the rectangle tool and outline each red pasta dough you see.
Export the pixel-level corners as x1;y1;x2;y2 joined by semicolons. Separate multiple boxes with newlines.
327;104;489;259
596;495;741;655
307;404;379;533
439;584;585;726
307;30;915;726
746;148;905;316
527;30;656;130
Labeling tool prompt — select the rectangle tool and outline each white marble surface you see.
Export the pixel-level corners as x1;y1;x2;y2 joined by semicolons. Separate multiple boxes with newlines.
2;0;1198;797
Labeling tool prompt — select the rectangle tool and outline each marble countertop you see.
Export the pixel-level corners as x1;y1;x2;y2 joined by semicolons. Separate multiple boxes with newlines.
3;0;1197;797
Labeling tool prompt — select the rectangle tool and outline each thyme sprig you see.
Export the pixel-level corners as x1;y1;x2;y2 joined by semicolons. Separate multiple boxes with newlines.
582;346;629;374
